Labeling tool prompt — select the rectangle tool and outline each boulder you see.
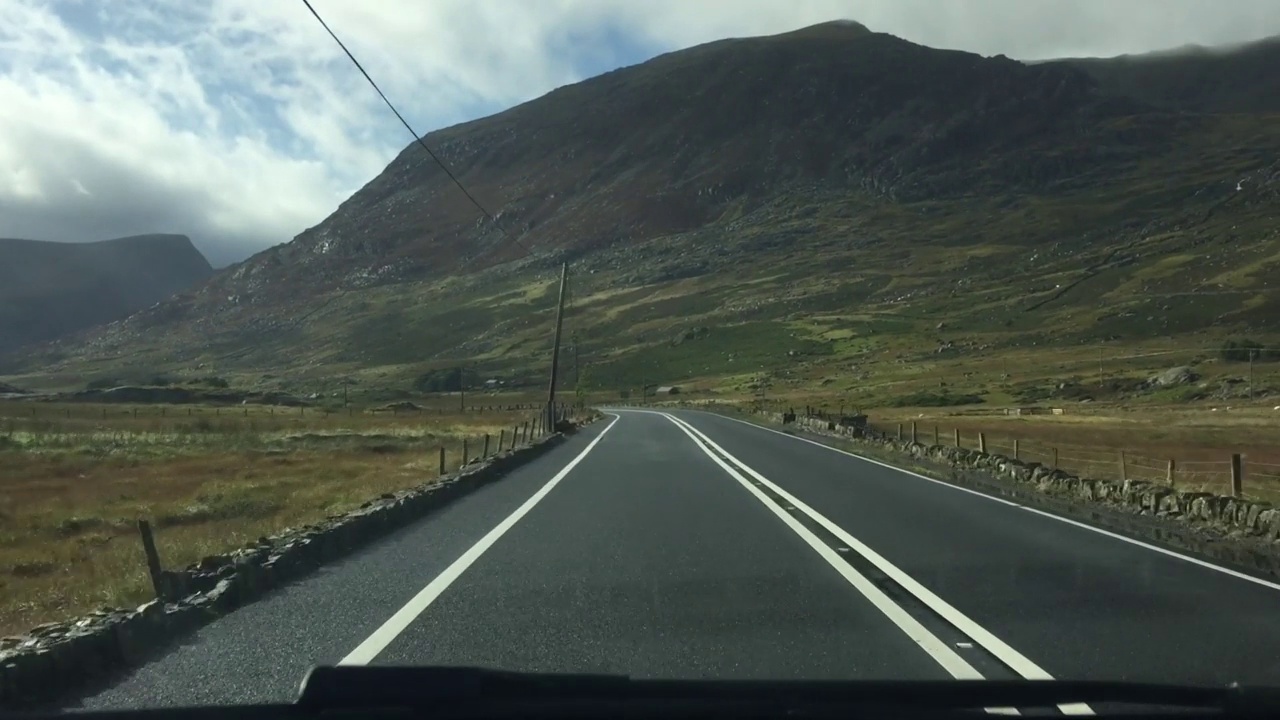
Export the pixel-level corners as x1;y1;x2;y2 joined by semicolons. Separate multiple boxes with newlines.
1148;366;1199;387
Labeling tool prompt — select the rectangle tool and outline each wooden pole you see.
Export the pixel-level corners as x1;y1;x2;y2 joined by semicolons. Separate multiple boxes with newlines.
897;423;903;441
137;520;166;600
1231;453;1243;497
546;261;569;435
978;432;986;454
1013;439;1019;460
438;447;446;476
910;421;918;444
462;438;469;466
1052;447;1059;469
1167;458;1176;487
954;428;961;448
483;434;490;457
499;429;506;452
1119;451;1127;482
933;425;939;445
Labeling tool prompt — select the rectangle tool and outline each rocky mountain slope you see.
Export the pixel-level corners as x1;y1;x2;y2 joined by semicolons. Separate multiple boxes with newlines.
179;22;1151;306
0;234;212;353
3;24;1278;406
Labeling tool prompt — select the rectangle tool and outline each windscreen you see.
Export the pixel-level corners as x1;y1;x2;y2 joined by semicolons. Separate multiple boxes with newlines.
3;0;1280;713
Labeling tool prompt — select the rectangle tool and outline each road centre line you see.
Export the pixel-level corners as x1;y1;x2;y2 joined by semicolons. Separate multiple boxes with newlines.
653;413;985;681
656;411;1093;716
698;409;1280;594
339;414;621;665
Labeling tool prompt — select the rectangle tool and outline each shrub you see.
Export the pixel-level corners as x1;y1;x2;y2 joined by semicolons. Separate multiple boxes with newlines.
1220;338;1277;362
887;391;984;407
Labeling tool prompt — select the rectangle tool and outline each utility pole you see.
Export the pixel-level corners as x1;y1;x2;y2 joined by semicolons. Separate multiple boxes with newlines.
1249;349;1255;401
572;336;580;388
546;262;569;428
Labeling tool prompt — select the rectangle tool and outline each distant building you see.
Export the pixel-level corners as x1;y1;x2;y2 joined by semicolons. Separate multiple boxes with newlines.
654;386;681;395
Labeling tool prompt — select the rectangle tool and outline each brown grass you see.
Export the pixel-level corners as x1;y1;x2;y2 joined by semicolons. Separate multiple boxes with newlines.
865;404;1280;502
0;401;544;637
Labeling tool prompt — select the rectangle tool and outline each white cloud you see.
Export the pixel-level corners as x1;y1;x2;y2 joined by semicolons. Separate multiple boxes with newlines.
0;0;1276;267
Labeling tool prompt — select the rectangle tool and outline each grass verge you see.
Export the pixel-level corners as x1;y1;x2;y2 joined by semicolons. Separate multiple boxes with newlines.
0;402;541;637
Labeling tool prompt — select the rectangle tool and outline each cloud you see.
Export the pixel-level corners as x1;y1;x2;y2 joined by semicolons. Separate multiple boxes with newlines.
0;0;1276;267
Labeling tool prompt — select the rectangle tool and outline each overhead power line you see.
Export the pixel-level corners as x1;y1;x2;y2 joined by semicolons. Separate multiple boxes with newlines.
301;0;532;258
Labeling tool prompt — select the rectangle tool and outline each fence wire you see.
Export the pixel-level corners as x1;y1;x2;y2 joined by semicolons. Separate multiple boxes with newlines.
861;418;1278;500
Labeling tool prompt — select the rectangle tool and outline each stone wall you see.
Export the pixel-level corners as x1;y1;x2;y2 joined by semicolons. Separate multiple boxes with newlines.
0;423;589;708
761;411;1280;577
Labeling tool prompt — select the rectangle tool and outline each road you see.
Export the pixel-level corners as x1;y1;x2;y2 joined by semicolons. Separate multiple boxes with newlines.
75;409;1280;711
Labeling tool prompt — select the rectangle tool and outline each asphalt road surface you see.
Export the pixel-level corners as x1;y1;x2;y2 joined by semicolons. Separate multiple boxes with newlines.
74;409;1280;711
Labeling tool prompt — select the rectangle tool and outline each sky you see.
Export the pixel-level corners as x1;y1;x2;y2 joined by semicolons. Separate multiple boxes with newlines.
1;1;1277;268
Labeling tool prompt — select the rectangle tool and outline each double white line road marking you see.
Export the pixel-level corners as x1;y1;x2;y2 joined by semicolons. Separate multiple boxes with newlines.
655;410;1092;716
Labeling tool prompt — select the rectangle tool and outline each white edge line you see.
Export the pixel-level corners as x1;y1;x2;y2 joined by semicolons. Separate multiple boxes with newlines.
339;413;622;665
659;412;1093;717
691;409;1280;594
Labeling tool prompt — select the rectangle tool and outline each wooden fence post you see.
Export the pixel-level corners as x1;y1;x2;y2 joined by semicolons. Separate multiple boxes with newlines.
933;425;939;445
1231;453;1243;497
1119;451;1127;482
954;428;961;448
897;423;903;441
910;422;918;444
978;433;986;454
483;434;490;457
438;447;446;476
499;429;506;452
513;424;520;447
1052;447;1059;469
137;520;166;600
1167;459;1176;487
1013;439;1019;460
462;438;469;465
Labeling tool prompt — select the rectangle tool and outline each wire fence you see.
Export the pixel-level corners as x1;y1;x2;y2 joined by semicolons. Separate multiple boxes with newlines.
863;419;1272;503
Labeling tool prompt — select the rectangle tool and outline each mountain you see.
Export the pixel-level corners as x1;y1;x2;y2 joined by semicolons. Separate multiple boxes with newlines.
189;20;1154;310
3;24;1278;405
0;234;213;353
1050;35;1280;113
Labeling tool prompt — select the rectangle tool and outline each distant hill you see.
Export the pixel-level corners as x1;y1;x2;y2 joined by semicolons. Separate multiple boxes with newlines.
0;234;212;353
1050;35;1280;113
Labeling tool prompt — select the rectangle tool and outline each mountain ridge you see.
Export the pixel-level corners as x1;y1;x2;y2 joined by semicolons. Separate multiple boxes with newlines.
3;24;1277;404
0;234;213;354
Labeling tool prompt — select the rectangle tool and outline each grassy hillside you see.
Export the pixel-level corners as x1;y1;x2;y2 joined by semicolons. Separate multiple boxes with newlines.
7;109;1278;412
2;29;1278;413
